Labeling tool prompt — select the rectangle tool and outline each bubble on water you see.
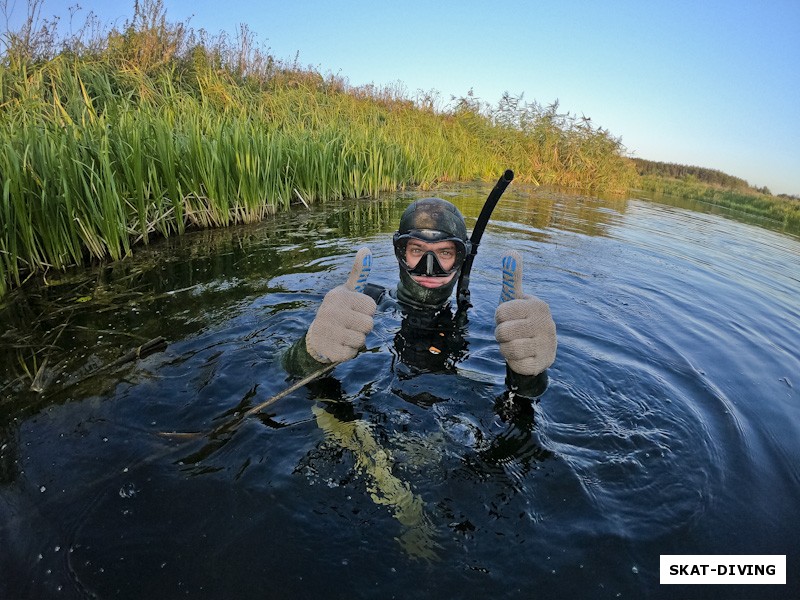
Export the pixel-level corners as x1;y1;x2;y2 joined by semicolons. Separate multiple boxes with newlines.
632;565;639;574
40;486;46;493
441;414;482;447
119;483;139;498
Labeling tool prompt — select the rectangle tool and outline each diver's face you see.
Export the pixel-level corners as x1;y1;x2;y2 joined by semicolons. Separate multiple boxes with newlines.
405;240;458;288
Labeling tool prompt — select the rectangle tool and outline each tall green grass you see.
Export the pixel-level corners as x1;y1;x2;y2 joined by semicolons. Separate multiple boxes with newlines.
0;1;638;297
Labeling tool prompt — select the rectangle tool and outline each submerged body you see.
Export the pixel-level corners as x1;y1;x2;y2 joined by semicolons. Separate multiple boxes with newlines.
281;198;556;559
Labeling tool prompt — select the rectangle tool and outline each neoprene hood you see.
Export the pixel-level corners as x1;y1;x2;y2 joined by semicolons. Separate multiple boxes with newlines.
394;198;470;309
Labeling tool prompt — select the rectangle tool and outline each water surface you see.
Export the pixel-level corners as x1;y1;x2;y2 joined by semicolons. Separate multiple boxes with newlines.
1;184;798;599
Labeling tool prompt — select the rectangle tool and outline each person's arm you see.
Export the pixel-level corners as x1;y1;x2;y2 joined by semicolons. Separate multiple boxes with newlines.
495;251;557;397
282;334;329;377
504;365;549;399
282;248;376;377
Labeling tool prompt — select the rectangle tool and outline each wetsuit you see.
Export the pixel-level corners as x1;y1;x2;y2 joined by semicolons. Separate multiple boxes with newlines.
283;282;547;400
284;197;551;400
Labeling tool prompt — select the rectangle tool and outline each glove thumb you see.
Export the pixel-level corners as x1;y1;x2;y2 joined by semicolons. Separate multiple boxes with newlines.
500;251;524;302
344;247;372;293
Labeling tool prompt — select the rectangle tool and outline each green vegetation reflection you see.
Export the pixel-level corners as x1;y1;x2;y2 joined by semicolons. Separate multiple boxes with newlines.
0;187;627;421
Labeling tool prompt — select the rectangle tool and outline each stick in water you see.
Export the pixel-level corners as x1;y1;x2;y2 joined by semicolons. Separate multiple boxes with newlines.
243;361;338;417
245;248;371;416
160;247;373;437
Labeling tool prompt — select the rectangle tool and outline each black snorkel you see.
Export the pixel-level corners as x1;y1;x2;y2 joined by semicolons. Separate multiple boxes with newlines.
456;169;515;311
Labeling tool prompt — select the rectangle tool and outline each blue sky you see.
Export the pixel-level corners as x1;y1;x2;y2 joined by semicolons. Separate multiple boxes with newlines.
10;0;800;195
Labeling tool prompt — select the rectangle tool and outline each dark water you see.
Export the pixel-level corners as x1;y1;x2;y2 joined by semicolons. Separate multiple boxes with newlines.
1;184;798;599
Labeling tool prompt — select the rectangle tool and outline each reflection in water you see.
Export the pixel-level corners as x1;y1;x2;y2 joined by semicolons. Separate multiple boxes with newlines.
1;183;799;599
0;183;625;476
310;402;441;561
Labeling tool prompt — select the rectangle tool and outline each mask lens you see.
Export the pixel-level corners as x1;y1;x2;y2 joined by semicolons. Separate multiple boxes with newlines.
393;233;468;276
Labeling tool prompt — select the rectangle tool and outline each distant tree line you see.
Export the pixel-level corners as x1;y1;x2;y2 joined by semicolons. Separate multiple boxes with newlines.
632;158;753;191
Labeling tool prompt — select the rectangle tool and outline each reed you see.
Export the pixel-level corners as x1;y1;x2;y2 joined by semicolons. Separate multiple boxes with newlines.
0;0;638;297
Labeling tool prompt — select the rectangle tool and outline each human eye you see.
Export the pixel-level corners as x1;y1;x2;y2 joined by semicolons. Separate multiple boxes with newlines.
438;249;454;259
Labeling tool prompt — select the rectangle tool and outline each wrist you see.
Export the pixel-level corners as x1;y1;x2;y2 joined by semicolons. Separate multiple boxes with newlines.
506;364;549;399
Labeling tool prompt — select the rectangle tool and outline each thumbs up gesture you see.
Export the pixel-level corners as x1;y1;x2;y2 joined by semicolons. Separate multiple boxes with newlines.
305;248;377;364
495;251;557;376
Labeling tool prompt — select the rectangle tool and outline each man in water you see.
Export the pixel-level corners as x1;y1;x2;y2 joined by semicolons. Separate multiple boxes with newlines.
283;197;557;397
284;197;556;559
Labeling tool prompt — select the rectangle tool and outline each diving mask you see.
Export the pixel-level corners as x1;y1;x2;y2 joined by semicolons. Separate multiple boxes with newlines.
393;230;470;277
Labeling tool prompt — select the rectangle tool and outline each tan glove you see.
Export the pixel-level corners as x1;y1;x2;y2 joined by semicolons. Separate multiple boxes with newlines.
306;248;377;364
495;251;557;376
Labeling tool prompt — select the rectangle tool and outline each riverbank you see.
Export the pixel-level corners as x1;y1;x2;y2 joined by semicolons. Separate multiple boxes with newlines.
637;175;800;233
4;1;797;300
0;2;638;298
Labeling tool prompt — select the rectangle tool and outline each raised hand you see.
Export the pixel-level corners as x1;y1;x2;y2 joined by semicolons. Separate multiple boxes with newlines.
305;248;377;364
495;251;557;376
